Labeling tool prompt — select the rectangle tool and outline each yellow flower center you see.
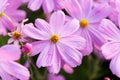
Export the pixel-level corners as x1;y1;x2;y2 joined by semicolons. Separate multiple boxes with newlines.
50;34;59;43
12;31;22;39
80;19;89;28
0;12;4;17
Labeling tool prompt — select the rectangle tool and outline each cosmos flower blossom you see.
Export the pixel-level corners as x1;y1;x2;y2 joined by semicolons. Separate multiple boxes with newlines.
62;0;110;55
8;19;28;44
0;44;30;80
0;0;26;35
28;0;63;13
23;10;86;73
99;19;120;78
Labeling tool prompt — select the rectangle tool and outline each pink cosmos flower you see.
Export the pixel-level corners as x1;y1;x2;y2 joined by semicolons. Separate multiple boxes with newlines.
0;0;26;35
8;19;28;44
28;0;63;13
62;0;110;55
0;44;30;80
99;19;120;78
23;10;86;73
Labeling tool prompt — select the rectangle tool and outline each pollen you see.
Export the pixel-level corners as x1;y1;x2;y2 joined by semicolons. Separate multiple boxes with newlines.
0;12;4;17
12;31;22;39
80;19;89;28
50;34;59;43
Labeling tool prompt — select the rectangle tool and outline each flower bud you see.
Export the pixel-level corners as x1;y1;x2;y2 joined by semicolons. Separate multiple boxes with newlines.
104;77;110;80
22;43;32;53
63;64;74;74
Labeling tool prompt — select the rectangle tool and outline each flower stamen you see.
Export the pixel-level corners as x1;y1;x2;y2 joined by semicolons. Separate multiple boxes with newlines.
50;34;59;43
12;31;22;39
0;12;4;17
80;19;89;28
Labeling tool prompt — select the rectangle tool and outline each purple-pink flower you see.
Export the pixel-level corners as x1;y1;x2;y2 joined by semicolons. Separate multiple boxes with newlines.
0;0;26;35
23;10;86;73
62;0;110;55
100;19;120;78
0;44;30;80
8;19;28;44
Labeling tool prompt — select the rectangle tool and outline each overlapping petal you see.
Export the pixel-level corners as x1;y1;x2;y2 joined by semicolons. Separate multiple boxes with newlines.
1;60;30;80
59;19;79;37
77;0;93;16
88;3;111;23
63;0;82;19
36;42;54;67
23;23;49;40
99;19;120;41
60;35;86;50
28;0;43;11
49;10;65;34
101;41;120;60
57;42;82;67
0;44;21;60
42;0;54;13
31;40;49;56
110;54;120;78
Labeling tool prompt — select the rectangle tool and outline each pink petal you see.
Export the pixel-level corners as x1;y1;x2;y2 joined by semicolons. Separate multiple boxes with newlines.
101;41;120;60
42;0;54;13
7;10;26;22
35;18;51;35
63;0;82;19
88;26;106;48
57;42;82;67
7;38;14;44
1;60;30;80
0;68;15;80
48;45;61;74
79;29;93;56
28;0;43;11
31;40;49;56
49;10;65;34
88;3;111;23
23;23;49;40
6;0;22;11
0;0;8;13
59;19;79;37
110;54;120;78
0;22;7;35
36;42;54;68
0;44;21;60
77;0;93;16
99;19;120;40
1;15;15;31
60;35;86;50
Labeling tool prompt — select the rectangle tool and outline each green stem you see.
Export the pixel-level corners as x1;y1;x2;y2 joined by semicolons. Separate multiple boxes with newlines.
88;55;100;80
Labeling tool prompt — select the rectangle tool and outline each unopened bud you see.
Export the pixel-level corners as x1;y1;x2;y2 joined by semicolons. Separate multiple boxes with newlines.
104;77;110;80
22;43;32;53
63;64;74;74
